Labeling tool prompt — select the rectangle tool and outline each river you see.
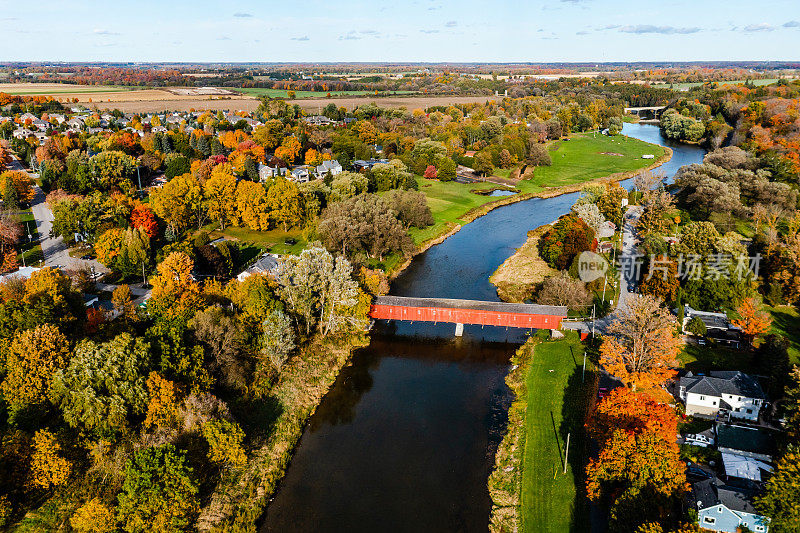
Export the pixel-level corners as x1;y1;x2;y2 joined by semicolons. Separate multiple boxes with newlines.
260;124;706;532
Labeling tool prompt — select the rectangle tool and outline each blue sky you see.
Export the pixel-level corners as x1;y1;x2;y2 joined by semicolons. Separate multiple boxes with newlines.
2;0;799;63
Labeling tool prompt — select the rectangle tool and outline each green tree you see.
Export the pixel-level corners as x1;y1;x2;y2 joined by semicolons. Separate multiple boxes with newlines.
254;310;295;394
473;152;494;177
117;445;198;533
685;316;707;337
89;150;136;192
51;333;150;438
756;447;800;531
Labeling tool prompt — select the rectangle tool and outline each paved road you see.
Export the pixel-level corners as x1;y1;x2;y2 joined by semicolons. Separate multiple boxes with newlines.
564;205;642;334
12;155;108;274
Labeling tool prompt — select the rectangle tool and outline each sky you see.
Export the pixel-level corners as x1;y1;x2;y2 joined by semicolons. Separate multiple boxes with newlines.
1;0;800;63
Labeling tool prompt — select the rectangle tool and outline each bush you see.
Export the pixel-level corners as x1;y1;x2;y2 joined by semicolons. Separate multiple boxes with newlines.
538;215;595;270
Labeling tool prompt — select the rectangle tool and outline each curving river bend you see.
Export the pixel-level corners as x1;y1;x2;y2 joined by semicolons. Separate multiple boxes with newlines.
261;124;706;532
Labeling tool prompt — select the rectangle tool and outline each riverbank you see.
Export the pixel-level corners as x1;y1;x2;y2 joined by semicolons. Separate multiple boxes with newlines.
197;333;369;531
489;225;556;302
488;332;598;533
390;141;672;280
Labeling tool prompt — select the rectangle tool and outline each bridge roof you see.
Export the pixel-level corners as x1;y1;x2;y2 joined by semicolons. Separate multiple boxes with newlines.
374;296;568;317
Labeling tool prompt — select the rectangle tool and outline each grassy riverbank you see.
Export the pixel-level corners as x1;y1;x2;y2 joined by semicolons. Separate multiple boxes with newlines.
197;333;369;531
489;332;597;533
489;225;557;302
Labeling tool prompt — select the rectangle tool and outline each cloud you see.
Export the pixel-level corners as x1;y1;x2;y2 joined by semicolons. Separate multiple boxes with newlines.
360;29;380;35
290;35;309;41
782;20;800;28
561;0;589;3
216;36;231;41
93;29;120;36
420;29;439;34
619;25;701;34
445;20;457;27
576;30;589;35
743;22;774;32
233;12;253;18
339;31;362;41
597;24;620;31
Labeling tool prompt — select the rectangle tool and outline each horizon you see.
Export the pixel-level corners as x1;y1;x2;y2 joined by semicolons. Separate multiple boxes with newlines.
2;0;800;63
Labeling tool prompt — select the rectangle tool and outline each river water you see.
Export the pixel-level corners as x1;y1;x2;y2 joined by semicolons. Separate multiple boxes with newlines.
260;124;705;532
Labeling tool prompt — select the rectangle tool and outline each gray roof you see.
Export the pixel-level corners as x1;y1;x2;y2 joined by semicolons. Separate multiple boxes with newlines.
374;295;568;317
692;479;758;514
716;424;777;458
680;371;765;400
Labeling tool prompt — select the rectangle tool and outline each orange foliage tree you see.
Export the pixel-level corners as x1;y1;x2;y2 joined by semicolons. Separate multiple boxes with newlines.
731;297;772;346
131;203;159;239
600;295;681;391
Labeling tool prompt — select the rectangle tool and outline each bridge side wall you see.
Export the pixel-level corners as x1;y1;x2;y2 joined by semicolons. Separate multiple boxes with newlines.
369;304;564;329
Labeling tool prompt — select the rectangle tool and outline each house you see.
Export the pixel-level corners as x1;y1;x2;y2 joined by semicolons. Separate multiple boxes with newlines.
315;159;342;177
0;266;40;283
290;165;311;183
682;305;742;347
303;115;336;127
258;163;286;181
19;112;37;123
716;423;777;462
66;117;84;130
691;478;770;532
237;253;280;282
721;452;773;482
353;158;389;171
679;371;766;421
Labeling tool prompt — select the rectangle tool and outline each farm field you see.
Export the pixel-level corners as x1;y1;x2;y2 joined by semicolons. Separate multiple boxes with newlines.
233;88;415;98
0;82;138;95
668;78;793;90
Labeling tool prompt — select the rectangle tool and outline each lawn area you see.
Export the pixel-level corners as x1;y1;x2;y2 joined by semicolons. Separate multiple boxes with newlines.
409;177;500;245
16;209;44;267
679;342;755;374
521;332;593;533
207;226;307;255
232;88;415;99
518;133;666;194
669;78;786;91
767;305;800;365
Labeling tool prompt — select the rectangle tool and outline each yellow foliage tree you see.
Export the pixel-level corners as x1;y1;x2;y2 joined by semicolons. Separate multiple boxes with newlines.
30;430;71;489
150;173;205;235
1;324;69;411
204;164;238;230
235;180;270;231
148;252;203;320
144;372;181;429
70;498;115;533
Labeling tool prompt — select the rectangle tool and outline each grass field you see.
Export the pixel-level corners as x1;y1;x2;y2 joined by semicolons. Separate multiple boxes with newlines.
521;333;593;532
206;225;307;255
233;88;415;98
767;305;800;365
518;133;666;194
410;178;499;244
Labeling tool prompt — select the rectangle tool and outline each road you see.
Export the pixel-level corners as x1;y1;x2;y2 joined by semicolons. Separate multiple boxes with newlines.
10;154;108;274
563;204;642;334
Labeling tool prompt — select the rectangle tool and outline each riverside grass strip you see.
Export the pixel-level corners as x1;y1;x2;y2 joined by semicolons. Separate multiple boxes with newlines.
488;332;598;533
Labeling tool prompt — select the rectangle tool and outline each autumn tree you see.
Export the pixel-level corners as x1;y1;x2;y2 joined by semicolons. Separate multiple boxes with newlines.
0;170;35;205
112;284;137;321
1;324;69;414
536;272;591;311
147;252;203;321
71;498;116;533
235;180;270;231
116;445;198;532
89;150;137;192
266;177;303;231
191;307;248;391
30;430;71;489
254;310;295;394
143;372;181;429
731;297;772;347
204;163;238;230
150;173;205;235
94;227;125;270
639;257;680;303
600;295;681;390
130;203;158;239
201;419;246;467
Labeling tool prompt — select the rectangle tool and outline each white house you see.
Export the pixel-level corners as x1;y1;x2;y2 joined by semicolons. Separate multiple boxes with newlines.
679;371;765;421
237;253;279;282
290;166;311;183
315;159;342;177
258;163;286;181
692;479;770;533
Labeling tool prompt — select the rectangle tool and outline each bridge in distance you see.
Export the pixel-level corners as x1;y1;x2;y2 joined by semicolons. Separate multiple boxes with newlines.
369;296;568;336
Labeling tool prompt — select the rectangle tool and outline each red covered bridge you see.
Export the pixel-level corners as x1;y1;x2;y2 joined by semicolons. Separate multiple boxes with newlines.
369;296;568;336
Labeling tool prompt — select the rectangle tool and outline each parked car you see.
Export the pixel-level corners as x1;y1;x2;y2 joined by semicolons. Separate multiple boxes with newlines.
598;387;609;400
685;433;714;447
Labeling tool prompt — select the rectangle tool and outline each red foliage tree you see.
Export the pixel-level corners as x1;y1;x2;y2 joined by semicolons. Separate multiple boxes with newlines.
130;204;159;239
423;165;438;179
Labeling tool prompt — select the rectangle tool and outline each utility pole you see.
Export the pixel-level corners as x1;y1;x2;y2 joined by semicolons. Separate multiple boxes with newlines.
142;261;147;286
563;433;571;474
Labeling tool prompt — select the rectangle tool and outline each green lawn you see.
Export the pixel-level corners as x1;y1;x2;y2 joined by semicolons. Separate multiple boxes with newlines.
518;133;666;194
679;342;755;374
207;226;307;255
232;88;415;99
16;209;44;267
669;78;787;91
767;305;800;365
521;333;593;532
410;177;500;244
